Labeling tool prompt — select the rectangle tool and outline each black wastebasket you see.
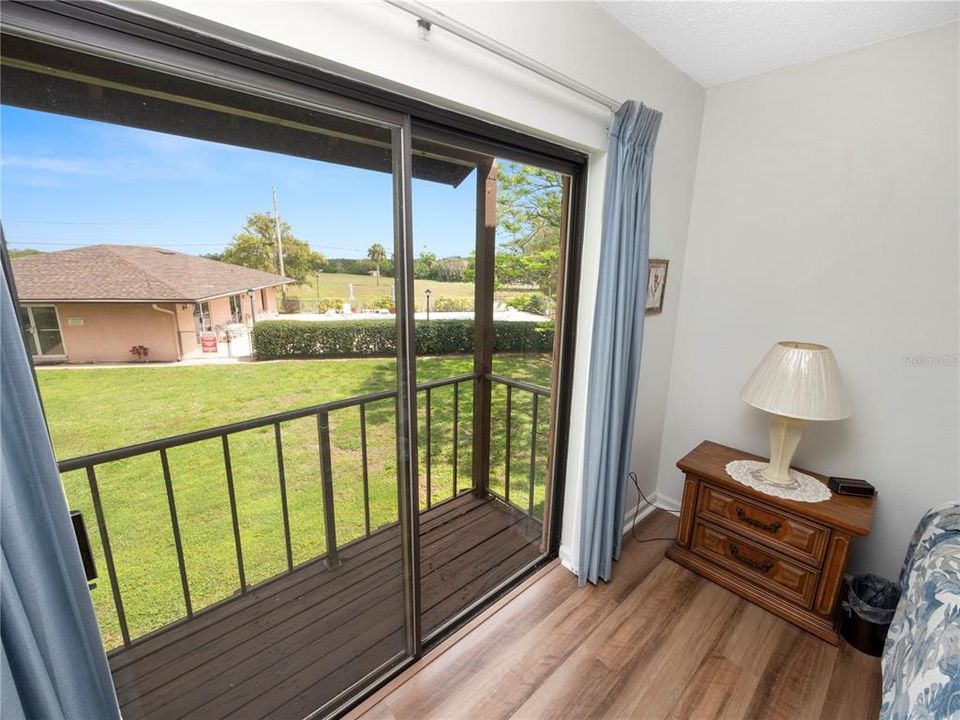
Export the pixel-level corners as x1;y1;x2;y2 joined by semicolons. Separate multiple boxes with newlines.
841;573;901;656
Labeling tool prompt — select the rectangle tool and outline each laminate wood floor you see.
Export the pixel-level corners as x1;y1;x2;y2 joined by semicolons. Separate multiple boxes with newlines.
349;510;882;720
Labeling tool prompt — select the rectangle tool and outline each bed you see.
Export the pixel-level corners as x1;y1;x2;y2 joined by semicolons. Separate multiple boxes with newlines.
881;501;960;719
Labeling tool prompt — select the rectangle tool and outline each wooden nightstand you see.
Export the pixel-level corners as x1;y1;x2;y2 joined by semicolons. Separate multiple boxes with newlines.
665;441;876;645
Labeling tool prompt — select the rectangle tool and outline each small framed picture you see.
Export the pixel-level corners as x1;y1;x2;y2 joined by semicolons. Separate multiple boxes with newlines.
645;259;669;315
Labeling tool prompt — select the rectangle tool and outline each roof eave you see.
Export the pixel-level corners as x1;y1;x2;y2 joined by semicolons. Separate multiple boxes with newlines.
20;279;292;305
19;298;195;304
195;279;294;302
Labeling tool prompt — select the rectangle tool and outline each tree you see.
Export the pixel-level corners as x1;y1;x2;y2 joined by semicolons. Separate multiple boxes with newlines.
9;248;41;259
494;247;560;296
462;251;476;283
222;213;325;285
496;161;563;255
434;256;469;282
367;243;387;285
413;251;438;280
494;161;564;296
324;258;370;275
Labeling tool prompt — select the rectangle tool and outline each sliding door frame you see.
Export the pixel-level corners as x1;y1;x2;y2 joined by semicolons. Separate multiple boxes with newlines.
0;1;588;716
390;116;422;662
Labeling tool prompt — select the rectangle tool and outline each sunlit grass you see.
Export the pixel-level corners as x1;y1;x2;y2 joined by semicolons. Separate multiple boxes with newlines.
286;272;530;311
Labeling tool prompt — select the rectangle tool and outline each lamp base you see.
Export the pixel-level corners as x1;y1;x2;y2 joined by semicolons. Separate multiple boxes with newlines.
761;415;806;485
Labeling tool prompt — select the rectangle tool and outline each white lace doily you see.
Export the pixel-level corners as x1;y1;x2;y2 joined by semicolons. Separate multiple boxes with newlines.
724;460;831;503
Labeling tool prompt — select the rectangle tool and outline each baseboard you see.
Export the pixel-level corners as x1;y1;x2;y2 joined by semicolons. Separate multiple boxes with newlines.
559;491;681;577
655;493;682;513
622;490;682;534
558;544;578;575
622;495;661;535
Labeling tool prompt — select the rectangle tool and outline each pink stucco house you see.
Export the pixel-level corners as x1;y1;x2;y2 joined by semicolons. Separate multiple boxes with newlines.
12;245;293;363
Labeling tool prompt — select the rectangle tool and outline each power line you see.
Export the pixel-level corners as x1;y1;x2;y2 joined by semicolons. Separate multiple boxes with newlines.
5;220;160;226
7;239;223;246
5;238;369;255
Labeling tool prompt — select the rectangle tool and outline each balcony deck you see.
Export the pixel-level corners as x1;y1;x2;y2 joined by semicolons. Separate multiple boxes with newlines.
108;493;542;719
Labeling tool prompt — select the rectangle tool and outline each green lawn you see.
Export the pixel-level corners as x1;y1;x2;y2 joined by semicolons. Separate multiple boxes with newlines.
40;354;551;650
289;272;476;311
287;272;532;311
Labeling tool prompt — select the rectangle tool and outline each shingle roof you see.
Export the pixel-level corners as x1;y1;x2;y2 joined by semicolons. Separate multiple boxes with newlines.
12;245;294;303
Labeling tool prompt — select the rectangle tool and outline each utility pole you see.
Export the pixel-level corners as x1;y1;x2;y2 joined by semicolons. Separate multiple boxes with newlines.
272;187;286;303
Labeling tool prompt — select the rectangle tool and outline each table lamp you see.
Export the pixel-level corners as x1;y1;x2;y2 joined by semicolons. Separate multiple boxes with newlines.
739;342;851;485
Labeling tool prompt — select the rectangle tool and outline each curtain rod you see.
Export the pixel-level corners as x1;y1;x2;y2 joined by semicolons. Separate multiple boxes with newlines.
382;0;621;113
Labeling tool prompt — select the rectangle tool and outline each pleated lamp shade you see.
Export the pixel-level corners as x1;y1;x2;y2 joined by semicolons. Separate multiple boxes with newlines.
739;342;852;421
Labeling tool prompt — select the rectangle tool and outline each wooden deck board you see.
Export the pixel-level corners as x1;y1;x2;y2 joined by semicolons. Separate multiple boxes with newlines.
109;492;483;677
112;493;542;719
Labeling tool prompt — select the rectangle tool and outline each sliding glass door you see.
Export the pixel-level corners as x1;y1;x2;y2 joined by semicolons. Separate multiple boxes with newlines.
409;133;573;639
2;36;420;719
1;7;583;717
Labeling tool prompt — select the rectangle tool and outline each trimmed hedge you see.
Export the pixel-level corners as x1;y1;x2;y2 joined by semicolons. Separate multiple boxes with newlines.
505;292;552;315
432;296;474;312
252;319;553;360
314;297;347;313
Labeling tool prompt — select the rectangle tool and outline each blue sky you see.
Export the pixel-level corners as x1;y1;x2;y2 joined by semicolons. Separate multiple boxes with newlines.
1;106;478;258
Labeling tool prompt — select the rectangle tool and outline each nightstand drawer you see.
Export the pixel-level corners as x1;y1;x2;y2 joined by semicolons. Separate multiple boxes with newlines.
691;520;819;608
697;483;829;566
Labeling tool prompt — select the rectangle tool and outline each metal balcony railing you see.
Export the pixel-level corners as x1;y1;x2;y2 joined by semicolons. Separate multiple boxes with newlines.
60;372;549;650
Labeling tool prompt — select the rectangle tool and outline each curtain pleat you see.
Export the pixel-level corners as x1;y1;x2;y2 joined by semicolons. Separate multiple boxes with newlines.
578;101;662;586
0;262;120;719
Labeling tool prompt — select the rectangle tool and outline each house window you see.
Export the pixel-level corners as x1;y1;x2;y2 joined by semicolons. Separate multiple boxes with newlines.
20;305;64;357
229;295;242;323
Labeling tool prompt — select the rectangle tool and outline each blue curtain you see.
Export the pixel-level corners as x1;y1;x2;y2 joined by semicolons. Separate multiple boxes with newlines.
0;264;120;718
578;101;662;586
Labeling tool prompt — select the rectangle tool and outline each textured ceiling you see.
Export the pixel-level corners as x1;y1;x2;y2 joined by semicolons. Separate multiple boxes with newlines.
599;1;960;87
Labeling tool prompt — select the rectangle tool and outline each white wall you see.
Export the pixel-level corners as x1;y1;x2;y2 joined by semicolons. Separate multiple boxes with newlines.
657;22;959;579
144;0;706;574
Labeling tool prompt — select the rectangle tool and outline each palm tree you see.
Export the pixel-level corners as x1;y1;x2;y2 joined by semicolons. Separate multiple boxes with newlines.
367;243;387;285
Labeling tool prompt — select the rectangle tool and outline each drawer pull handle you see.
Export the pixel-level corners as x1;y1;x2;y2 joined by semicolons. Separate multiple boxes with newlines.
728;543;774;573
736;507;782;534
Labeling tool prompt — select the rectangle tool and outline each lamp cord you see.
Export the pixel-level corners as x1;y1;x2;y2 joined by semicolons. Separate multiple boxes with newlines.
628;471;680;543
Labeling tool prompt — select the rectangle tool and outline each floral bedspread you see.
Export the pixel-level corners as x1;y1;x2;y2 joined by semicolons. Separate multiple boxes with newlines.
881;501;960;719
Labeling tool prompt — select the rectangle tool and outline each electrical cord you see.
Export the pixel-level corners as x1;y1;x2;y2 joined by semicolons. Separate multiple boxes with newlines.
627;470;681;543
